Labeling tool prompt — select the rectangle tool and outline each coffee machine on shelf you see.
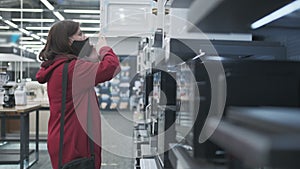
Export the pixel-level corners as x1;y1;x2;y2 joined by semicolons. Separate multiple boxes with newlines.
3;85;16;108
0;73;12;107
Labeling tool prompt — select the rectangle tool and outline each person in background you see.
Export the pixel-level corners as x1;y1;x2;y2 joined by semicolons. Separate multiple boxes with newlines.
36;20;120;169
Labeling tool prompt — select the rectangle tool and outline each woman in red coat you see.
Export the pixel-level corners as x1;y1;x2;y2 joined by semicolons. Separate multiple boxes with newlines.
36;20;120;169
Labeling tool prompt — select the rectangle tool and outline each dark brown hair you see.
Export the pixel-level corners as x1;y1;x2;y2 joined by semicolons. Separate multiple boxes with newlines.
38;20;79;61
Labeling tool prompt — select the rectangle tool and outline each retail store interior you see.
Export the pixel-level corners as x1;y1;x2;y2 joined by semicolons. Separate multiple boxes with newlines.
0;0;300;169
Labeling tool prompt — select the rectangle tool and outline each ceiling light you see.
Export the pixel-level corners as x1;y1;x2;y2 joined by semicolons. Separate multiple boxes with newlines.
53;11;65;21
73;19;101;23
81;27;100;31
251;0;300;29
3;20;18;28
31;34;41;40
22;45;45;48
19;28;31;36
79;15;100;19
20;37;34;40
12;18;55;22
40;0;55;11
0;8;43;12
19;41;43;45
37;33;49;36
0;26;9;29
26;27;51;30
40;0;65;21
40;38;47;43
64;9;100;14
0;32;21;35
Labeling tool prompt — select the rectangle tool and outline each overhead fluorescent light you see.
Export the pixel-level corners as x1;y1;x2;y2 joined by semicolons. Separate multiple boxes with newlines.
40;38;47;43
31;34;41;40
20;37;34;40
64;9;100;14
12;18;55;22
40;0;55;10
0;26;9;29
23;45;45;48
0;8;43;12
40;0;65;21
4;20;18;28
73;19;101;23
19;41;43;45
53;11;65;21
37;33;49;36
19;28;31;36
79;15;100;19
26;26;51;30
251;0;300;29
81;27;100;31
0;32;21;35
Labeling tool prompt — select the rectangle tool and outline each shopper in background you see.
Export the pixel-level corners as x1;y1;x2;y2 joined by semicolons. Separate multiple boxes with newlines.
36;20;120;169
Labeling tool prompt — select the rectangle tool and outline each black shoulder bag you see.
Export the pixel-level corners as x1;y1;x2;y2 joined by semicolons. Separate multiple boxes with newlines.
58;62;95;169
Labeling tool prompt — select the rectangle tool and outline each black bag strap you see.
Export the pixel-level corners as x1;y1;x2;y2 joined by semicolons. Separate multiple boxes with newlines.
58;62;95;169
87;96;95;166
58;62;69;169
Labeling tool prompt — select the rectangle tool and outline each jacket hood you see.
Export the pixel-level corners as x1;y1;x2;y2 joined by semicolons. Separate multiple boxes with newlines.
36;56;75;84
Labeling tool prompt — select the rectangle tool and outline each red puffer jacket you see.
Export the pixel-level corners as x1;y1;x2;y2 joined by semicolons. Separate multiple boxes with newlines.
36;46;120;169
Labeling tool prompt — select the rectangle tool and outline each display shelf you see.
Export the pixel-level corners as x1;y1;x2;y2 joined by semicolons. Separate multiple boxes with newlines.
110;79;120;86
119;82;130;86
168;143;226;169
110;92;119;96
168;38;286;63
209;106;300;169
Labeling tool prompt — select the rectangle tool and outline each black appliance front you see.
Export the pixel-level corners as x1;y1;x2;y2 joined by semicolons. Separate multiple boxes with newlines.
175;60;224;162
153;71;177;169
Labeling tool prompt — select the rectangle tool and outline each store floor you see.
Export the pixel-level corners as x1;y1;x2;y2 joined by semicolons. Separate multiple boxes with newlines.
0;110;135;169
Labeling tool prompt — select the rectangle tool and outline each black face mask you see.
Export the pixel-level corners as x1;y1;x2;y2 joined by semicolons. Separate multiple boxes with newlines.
71;38;93;57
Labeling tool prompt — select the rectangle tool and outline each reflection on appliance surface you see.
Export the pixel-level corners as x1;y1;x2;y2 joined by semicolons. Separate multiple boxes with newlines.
174;56;300;169
152;71;177;169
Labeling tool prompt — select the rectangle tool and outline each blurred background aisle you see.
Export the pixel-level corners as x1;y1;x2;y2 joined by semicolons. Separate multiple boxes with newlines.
0;110;135;169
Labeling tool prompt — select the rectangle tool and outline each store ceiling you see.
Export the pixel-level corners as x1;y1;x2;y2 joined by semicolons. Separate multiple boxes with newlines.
0;0;100;54
1;0;300;55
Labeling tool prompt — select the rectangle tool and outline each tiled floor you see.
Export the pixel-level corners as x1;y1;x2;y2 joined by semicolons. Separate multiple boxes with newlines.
0;110;135;169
